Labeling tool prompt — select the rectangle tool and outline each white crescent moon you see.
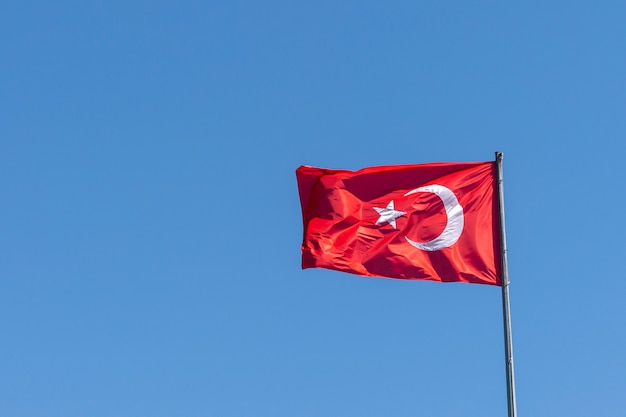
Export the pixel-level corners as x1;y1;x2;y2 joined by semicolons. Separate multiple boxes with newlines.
403;184;464;251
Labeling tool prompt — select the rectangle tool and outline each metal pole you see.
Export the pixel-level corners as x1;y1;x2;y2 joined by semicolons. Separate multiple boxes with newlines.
495;152;517;417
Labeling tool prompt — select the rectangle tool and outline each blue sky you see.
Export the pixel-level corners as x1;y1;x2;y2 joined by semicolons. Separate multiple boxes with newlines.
2;1;625;416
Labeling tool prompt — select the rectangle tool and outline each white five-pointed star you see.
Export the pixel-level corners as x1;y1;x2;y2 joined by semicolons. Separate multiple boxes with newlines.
373;200;406;229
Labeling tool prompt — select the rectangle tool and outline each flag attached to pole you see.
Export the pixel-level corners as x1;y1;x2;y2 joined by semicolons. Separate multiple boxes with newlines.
296;161;501;285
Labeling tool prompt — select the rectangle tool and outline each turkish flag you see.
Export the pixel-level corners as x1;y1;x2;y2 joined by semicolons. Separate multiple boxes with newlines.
296;162;502;285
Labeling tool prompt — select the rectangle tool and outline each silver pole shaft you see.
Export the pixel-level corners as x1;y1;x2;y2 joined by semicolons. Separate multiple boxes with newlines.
495;152;517;417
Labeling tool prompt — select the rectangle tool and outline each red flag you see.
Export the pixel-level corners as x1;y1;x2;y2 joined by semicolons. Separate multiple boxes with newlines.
296;162;501;285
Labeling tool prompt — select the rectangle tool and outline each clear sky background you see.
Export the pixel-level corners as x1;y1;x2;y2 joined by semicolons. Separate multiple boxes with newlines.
2;1;625;416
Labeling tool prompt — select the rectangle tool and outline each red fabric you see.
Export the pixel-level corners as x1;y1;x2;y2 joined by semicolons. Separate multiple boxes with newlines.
296;162;502;285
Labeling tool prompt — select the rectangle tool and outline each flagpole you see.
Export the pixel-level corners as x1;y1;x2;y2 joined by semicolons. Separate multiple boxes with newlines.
495;152;517;417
